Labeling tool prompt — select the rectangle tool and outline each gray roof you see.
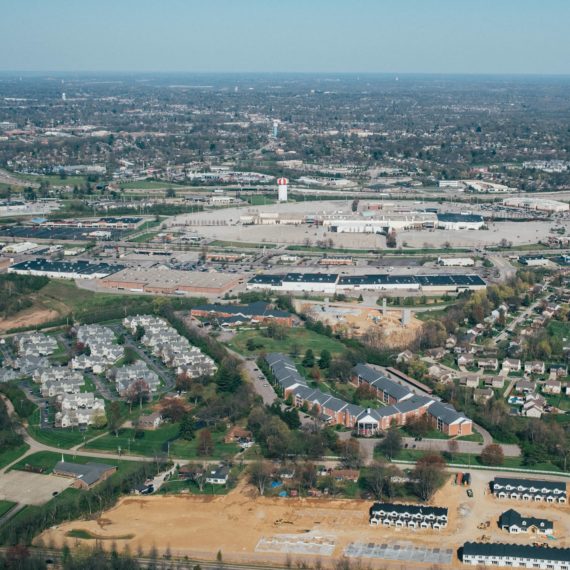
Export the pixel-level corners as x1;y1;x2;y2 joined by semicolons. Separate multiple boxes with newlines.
353;364;412;402
426;401;468;425
54;461;115;486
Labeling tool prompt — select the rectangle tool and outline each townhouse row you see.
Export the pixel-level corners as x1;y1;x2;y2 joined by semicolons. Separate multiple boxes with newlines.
369;502;448;530
123;315;217;378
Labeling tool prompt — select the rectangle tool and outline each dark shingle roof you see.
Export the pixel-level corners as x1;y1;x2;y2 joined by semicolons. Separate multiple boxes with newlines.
370;502;448;518
462;542;570;563
499;509;553;531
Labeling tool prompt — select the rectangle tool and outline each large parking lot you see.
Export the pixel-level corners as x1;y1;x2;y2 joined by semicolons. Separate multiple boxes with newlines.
0;225;128;241
0;471;72;505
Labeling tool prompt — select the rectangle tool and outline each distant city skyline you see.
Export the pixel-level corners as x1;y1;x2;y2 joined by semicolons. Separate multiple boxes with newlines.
1;0;570;75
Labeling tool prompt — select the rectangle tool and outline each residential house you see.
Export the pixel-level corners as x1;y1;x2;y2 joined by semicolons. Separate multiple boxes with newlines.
484;376;505;390
396;350;414;365
499;509;553;535
458;354;475;368
427;365;455;384
478;358;499;372
425;347;446;361
459;375;480;389
543;379;562;395
137;412;163;430
524;361;546;375
502;358;521;373
205;465;230;485
515;379;535;394
474;388;494;404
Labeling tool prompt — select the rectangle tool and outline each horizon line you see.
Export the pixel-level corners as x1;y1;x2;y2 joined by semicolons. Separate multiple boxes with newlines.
1;70;570;78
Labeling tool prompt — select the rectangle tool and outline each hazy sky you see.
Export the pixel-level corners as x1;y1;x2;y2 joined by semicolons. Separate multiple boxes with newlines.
1;0;569;74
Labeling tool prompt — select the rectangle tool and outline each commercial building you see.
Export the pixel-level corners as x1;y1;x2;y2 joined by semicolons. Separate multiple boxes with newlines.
503;197;570;213
370;503;448;530
437;257;475;267
1;241;39;254
323;213;436;233
518;256;553;267
491;477;567;503
101;267;242;296
436;213;485;230
247;273;486;295
8;258;122;280
461;542;570;569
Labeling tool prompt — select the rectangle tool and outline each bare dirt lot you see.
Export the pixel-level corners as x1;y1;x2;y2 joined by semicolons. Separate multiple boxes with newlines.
39;474;570;568
0;307;60;333
295;299;422;347
0;471;72;505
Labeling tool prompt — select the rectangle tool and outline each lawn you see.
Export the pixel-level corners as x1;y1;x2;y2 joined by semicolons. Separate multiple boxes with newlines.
10;451;140;474
84;423;239;460
28;411;106;449
84;423;179;456
228;327;346;360
547;320;570;342
0;443;30;470
456;431;484;443
169;429;239;460
0;501;17;518
390;449;562;473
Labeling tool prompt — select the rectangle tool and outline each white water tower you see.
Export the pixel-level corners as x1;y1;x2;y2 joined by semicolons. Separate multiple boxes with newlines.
277;177;288;202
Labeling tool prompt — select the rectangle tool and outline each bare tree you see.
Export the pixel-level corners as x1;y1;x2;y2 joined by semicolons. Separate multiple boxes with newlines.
248;460;272;496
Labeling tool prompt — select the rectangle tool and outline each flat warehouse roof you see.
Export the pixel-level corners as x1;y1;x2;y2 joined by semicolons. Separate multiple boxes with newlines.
251;273;486;287
437;213;484;223
103;267;242;289
10;258;123;275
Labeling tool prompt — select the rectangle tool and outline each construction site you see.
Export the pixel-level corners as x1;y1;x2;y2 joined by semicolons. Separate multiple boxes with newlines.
294;298;422;346
39;471;570;569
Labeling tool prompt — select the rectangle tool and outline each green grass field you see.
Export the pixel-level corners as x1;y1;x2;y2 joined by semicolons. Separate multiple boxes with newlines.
246;195;276;206
209;240;277;249
119;180;189;190
389;449;562;472
84;424;238;460
227;327;346;359
0;443;30;470
127;232;160;243
0;501;16;518
84;423;178;456
5;278;205;333
28;411;105;449
10;451;143;475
